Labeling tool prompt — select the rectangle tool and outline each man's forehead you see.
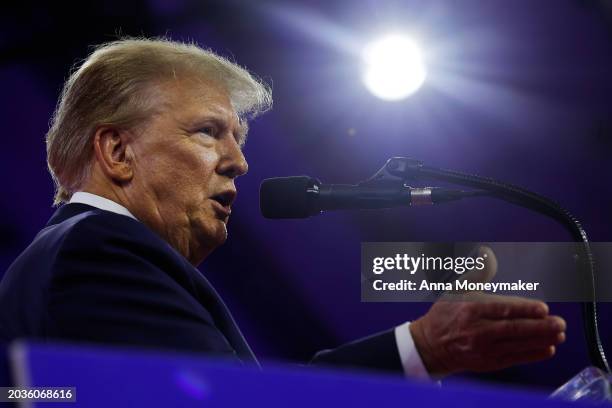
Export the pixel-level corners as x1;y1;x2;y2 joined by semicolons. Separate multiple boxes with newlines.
162;79;240;120
165;78;231;109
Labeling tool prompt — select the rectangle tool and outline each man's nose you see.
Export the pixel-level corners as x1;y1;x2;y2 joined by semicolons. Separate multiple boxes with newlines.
217;136;248;179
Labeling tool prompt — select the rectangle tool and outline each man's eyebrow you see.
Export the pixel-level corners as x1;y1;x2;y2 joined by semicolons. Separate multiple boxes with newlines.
236;120;249;147
191;112;249;146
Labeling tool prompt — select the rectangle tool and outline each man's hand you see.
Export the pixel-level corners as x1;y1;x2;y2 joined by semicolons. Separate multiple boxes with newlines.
409;246;566;378
410;293;565;377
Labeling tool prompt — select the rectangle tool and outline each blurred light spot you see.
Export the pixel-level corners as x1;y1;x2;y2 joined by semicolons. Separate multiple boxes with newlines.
362;34;426;100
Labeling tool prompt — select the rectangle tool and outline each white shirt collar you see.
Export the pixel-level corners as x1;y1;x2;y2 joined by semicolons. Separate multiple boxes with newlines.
69;192;138;221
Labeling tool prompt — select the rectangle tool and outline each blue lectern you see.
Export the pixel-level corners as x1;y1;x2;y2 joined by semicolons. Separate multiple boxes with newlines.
2;341;588;407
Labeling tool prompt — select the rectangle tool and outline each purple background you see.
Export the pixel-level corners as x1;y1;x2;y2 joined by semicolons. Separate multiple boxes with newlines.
1;0;611;390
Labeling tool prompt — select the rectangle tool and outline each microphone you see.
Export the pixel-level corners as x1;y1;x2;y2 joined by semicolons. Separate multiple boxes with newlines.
260;176;475;219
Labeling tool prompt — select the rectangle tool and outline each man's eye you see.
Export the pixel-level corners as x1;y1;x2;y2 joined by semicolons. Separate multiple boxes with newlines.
198;127;217;137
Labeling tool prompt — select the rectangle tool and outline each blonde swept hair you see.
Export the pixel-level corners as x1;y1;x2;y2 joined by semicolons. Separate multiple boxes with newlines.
46;37;272;205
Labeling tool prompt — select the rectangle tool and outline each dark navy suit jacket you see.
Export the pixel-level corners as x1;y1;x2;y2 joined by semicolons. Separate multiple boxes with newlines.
0;203;402;372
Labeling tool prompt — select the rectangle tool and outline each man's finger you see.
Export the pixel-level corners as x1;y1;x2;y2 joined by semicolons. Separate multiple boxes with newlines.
495;346;557;369
481;316;566;340
472;296;549;319
494;331;566;352
458;246;498;284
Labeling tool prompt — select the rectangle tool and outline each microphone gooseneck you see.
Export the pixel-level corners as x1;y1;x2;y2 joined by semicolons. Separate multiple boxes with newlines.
399;158;609;373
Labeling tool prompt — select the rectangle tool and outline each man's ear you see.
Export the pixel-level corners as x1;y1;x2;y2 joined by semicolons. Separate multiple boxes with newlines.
92;125;134;183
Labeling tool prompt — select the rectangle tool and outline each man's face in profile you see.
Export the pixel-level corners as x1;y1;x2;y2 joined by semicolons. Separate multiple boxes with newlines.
125;77;249;264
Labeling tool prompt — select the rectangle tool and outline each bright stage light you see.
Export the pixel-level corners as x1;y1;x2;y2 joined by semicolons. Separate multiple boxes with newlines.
362;34;426;101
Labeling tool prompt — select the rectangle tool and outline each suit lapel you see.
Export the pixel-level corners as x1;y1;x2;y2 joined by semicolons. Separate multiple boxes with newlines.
183;261;259;365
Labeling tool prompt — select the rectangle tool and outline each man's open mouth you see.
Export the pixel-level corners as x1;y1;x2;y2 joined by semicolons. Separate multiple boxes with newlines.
210;191;236;218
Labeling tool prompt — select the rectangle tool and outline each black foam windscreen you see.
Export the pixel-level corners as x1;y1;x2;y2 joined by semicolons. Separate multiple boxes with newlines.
260;176;318;219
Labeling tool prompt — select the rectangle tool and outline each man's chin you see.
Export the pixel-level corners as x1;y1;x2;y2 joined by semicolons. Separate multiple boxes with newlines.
188;227;227;265
199;221;228;248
